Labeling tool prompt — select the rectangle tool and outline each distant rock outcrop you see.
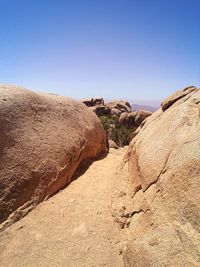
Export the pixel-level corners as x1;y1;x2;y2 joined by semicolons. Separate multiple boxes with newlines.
107;100;132;113
119;112;136;128
123;86;200;266
82;97;104;107
134;110;152;127
90;105;111;116
82;98;153;147
0;85;107;230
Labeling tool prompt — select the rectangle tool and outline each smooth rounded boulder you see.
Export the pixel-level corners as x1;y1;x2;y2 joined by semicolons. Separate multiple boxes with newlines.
123;87;200;266
0;85;107;230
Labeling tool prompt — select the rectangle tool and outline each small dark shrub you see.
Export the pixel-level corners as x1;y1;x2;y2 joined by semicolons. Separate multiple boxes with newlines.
99;114;136;147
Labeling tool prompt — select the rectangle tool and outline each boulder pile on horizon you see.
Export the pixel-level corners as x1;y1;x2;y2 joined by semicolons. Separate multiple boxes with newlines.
82;97;153;147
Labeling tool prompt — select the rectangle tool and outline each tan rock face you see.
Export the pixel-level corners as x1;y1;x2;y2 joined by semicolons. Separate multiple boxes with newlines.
110;107;122;115
119;110;152;128
108;139;119;149
119;112;136;128
134;110;152;127
124;88;200;266
0;85;107;229
161;85;197;111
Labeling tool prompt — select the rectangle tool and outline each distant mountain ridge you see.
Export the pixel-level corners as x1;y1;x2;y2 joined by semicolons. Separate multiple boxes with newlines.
132;103;158;112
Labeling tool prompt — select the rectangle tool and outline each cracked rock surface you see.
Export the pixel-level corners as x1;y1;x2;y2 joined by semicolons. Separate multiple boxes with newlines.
123;88;200;266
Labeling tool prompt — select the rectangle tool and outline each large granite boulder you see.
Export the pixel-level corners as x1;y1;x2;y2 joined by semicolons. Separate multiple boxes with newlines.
0;85;107;230
123;87;200;266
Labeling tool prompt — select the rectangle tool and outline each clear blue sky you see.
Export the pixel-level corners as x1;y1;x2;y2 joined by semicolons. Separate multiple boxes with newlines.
0;0;199;103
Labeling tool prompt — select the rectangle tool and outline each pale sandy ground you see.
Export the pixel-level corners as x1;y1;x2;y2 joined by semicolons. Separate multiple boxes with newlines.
0;148;133;267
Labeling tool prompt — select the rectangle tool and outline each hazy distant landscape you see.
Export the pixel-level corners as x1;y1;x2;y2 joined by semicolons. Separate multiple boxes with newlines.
132;103;158;112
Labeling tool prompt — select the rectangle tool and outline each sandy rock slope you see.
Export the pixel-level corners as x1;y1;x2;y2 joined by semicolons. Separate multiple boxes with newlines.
0;148;132;267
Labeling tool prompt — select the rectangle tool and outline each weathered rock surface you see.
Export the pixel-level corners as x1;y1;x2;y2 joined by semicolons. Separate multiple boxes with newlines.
110;107;122;116
107;100;132;113
82;98;132;116
123;87;200;266
108;139;119;149
119;112;136;128
0;85;107;230
161;85;197;111
90;105;111;116
134;109;152;127
119;110;152;128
